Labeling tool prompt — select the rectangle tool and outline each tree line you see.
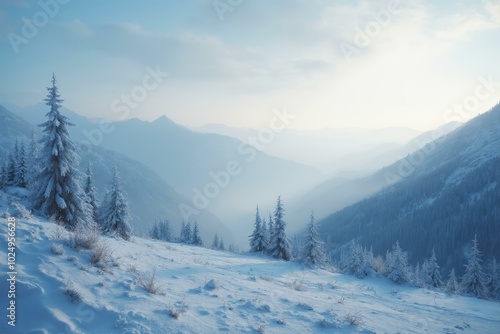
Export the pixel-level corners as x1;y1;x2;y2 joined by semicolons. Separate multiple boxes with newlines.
0;75;132;240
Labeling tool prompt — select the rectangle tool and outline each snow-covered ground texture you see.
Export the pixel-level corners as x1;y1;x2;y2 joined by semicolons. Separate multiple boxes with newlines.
0;191;499;334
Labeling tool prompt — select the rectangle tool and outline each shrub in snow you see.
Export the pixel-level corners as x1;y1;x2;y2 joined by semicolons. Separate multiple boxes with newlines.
289;279;307;291
343;313;363;326
69;227;100;250
51;243;64;255
63;280;83;302
9;201;32;220
137;267;164;295
168;298;187;319
90;242;113;268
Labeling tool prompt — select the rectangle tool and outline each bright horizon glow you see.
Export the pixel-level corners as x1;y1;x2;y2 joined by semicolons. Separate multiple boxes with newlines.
1;0;500;132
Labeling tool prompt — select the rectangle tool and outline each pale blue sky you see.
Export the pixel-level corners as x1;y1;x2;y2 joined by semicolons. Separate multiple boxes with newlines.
1;0;499;130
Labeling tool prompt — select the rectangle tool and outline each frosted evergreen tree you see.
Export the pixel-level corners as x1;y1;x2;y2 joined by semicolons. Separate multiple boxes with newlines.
445;268;459;294
291;234;300;260
460;235;487;298
84;163;99;223
7;152;16;184
301;212;326;267
159;220;172;242
192;221;203;246
211;233;220;249
98;167;131;240
249;206;267;252
29;75;92;230
269;196;292;261
342;240;368;278
0;161;8;189
266;212;274;254
27;131;40;190
486;258;500;299
386;241;411;284
261;217;269;245
14;142;27;187
423;249;443;288
180;221;192;243
218;238;225;250
150;222;161;240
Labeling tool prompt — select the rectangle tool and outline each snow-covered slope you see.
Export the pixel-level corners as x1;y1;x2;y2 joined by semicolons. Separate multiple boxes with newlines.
1;191;499;334
318;103;500;274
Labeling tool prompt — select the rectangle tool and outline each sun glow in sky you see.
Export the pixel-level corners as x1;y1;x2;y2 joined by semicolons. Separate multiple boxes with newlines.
1;0;500;131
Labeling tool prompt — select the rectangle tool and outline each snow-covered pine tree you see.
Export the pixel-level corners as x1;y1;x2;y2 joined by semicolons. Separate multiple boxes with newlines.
266;212;274;255
249;206;266;252
27;131;40;191
301;211;326;268
29;75;92;230
218;238;225;250
14;142;27;187
445;268;459;294
460;235;487;298
342;240;367;278
180;221;192;243
98;167;131;240
261;217;269;251
84;163;99;223
150;221;161;240
291;234;300;260
269;196;292;261
0;161;8;189
192;221;203;246
386;241;411;284
7;152;16;184
159;220;172;242
486;257;500;300
211;233;220;249
423;249;443;288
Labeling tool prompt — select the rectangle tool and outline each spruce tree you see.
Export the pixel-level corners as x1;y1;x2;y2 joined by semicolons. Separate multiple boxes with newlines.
159;220;172;242
218;238;225;250
267;213;274;254
7;152;16;184
192;221;203;246
98;167;131;240
445;268;459;294
460;235;487;298
27;131;40;191
269;196;291;261
486;258;500;300
180;221;192;243
29;75;92;230
14;142;27;187
423;249;443;288
84;163;99;223
211;233;220;249
386;241;411;284
249;206;266;252
0;161;8;189
150;221;161;240
301;212;326;267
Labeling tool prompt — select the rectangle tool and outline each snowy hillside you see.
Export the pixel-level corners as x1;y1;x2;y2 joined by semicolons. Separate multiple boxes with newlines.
318;104;500;274
1;190;499;334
